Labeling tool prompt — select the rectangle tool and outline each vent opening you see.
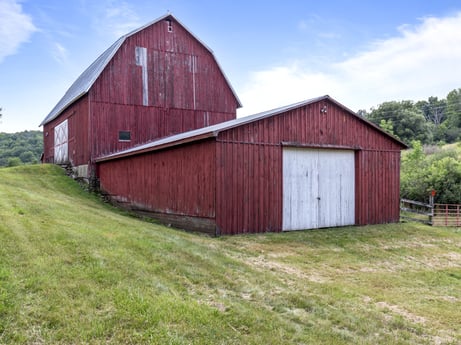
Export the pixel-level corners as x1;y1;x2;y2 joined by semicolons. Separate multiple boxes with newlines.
166;19;173;32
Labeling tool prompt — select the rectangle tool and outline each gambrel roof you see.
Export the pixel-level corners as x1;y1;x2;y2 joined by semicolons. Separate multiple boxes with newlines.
40;13;241;126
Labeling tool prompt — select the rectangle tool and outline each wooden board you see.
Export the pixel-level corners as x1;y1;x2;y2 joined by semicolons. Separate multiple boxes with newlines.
282;148;355;230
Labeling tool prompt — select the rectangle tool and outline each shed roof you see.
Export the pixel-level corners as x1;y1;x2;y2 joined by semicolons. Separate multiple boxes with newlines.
96;95;407;162
40;13;241;127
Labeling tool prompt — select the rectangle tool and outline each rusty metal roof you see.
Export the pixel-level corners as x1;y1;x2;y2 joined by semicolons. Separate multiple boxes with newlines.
40;13;241;126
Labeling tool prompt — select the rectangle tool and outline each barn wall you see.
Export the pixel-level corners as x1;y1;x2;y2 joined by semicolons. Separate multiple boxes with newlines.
217;100;402;151
355;150;401;224
97;98;403;235
89;102;231;159
215;99;403;235
42;95;90;166
91;17;238;112
89;16;238;159
98;140;217;234
215;141;282;235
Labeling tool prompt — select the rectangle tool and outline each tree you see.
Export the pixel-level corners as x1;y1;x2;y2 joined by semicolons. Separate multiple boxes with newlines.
400;141;461;204
378;119;396;137
0;130;43;167
416;96;446;126
446;88;461;129
366;101;432;144
357;109;368;117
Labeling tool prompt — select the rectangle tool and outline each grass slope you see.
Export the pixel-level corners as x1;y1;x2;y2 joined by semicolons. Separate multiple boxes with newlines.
0;165;460;344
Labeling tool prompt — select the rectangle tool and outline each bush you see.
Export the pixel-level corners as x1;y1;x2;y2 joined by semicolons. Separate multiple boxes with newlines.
401;141;461;204
7;157;22;167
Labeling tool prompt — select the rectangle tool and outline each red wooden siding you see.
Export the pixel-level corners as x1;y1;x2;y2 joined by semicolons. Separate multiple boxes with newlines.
42;95;90;166
43;15;239;173
98;140;217;233
216;141;282;235
355;150;401;225
214;99;402;235
97;98;404;235
88;103;231;159
88;16;238;159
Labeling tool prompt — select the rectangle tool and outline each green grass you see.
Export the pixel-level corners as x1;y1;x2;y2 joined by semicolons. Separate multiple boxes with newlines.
0;164;460;344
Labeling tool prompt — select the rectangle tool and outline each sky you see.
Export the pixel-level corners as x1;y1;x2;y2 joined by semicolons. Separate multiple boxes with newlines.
1;1;461;133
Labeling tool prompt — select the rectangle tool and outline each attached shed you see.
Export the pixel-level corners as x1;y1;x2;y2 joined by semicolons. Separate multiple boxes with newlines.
96;95;407;235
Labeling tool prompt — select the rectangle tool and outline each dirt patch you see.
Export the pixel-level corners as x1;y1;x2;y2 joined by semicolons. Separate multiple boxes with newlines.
245;255;329;283
376;301;427;324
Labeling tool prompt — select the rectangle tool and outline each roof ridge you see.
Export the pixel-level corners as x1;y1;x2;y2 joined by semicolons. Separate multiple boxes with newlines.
40;13;241;126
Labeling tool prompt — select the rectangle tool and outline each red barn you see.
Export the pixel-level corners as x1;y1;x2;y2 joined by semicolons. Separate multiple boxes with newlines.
40;14;241;181
96;96;407;236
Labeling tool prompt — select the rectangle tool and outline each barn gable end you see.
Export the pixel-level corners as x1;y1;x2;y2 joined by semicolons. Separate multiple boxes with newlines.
40;14;240;180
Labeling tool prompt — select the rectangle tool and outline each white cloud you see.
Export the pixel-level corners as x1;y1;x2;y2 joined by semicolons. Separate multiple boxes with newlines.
0;0;36;63
237;12;461;116
99;1;142;37
52;42;69;64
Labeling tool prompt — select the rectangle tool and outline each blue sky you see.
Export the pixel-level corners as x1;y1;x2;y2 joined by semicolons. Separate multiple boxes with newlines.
1;0;461;133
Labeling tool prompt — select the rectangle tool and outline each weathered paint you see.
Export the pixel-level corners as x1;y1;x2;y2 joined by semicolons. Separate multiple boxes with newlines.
134;46;148;106
99;140;217;234
282;148;355;230
54;119;68;164
212;99;403;235
42;95;90;166
87;16;239;161
41;15;240;174
98;97;406;235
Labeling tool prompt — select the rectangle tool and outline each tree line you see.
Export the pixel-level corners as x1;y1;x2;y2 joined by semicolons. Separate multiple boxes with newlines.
400;141;461;204
0;131;43;167
361;88;461;204
361;88;461;145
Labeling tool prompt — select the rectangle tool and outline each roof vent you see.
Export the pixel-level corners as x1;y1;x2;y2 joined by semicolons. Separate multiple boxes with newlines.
166;19;173;32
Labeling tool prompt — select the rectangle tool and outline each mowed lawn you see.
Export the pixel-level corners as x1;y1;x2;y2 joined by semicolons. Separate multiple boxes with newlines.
0;165;460;344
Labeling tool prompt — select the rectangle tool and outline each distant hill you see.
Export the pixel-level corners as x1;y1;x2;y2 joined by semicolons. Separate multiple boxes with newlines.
0;130;43;167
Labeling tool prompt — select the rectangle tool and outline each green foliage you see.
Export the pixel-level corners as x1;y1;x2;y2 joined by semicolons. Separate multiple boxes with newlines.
7;157;22;167
401;141;461;203
446;88;461;128
378;119;396;137
0;130;43;167
366;88;461;145
367;100;431;144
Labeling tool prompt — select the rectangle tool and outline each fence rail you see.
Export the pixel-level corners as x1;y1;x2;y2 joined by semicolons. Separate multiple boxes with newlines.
400;199;433;225
432;204;461;227
400;199;461;227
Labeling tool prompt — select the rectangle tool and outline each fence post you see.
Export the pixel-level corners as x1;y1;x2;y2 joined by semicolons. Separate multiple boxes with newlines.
429;190;435;223
456;205;461;226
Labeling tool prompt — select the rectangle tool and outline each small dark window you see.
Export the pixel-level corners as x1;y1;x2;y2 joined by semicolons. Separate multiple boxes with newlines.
119;131;131;141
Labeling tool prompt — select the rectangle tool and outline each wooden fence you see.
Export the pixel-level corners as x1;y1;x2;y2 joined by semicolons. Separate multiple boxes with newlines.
400;199;433;225
400;199;461;227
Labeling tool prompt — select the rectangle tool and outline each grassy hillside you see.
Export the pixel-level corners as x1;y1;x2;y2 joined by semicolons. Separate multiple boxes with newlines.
0;165;460;344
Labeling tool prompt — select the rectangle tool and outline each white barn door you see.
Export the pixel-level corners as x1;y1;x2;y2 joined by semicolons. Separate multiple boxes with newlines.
283;148;355;231
54;119;68;164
